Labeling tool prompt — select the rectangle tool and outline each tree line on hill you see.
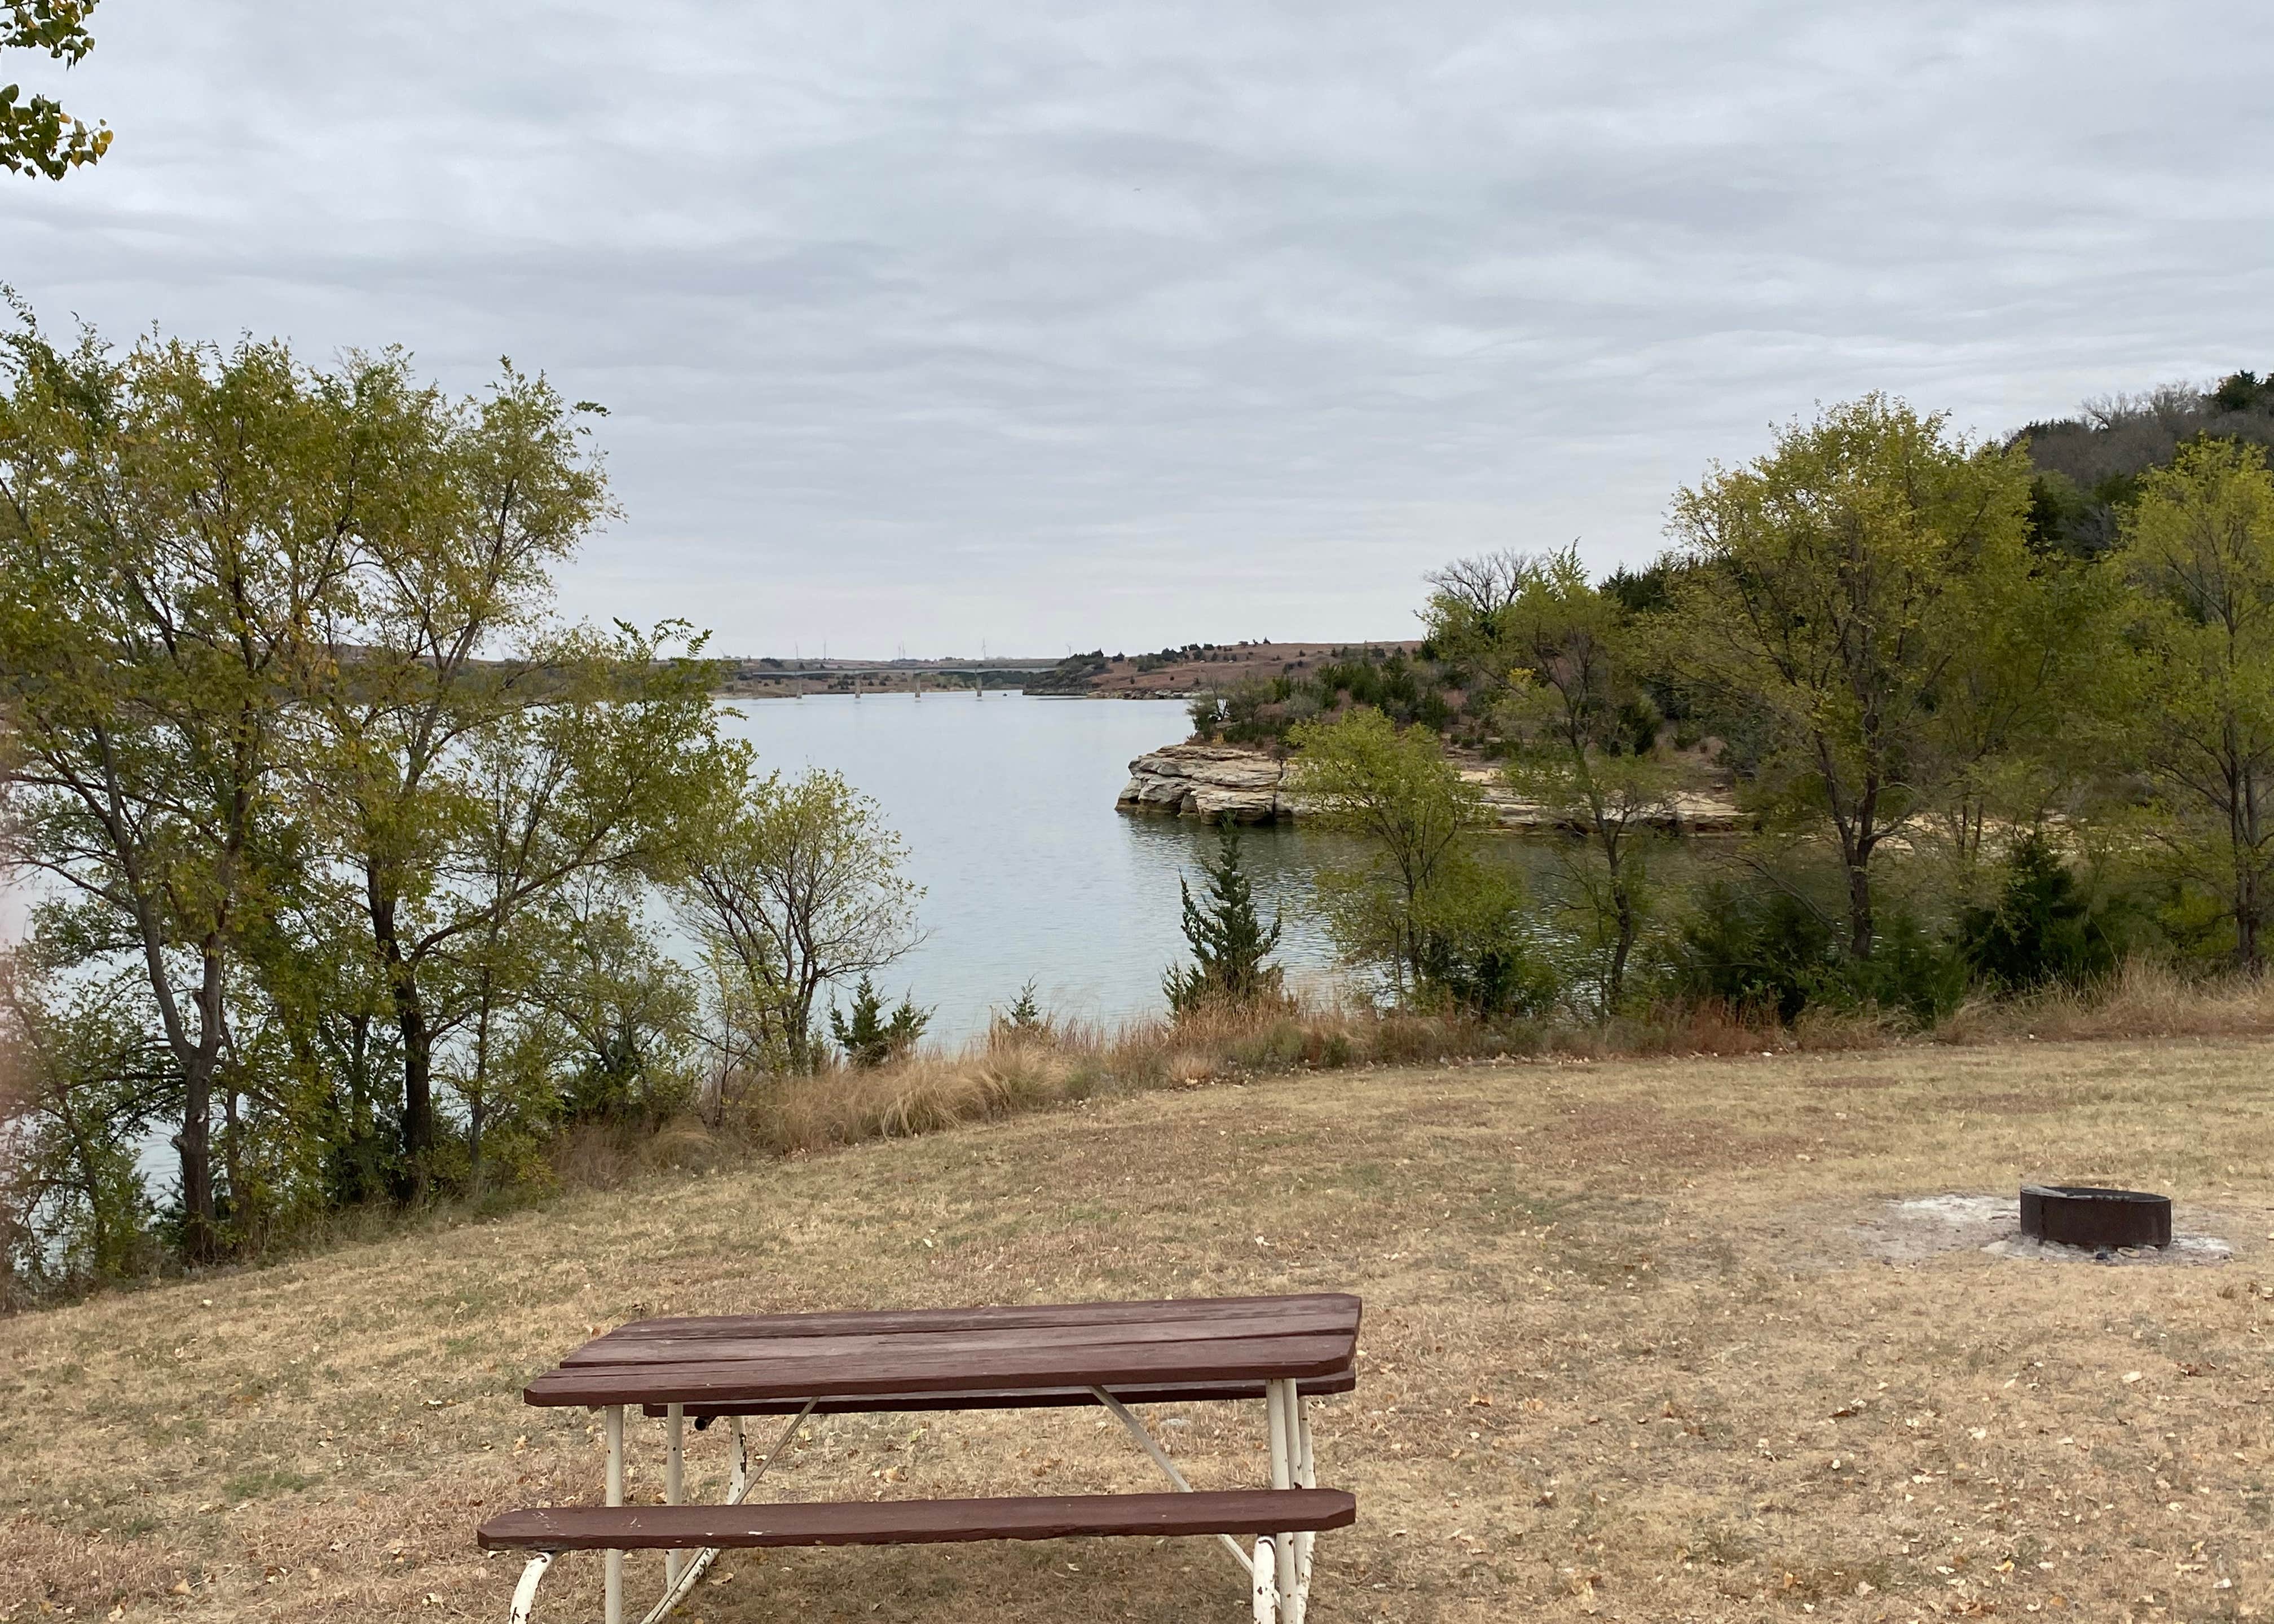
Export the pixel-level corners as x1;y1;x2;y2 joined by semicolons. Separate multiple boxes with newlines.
1182;375;2274;1030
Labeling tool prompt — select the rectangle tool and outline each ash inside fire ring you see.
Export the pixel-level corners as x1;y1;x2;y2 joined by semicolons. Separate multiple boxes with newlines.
1859;1194;2234;1266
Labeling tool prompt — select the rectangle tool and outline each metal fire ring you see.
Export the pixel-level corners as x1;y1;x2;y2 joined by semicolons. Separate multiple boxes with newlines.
2019;1185;2172;1250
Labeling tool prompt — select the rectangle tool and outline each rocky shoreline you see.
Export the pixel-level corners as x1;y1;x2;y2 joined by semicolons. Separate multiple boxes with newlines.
1116;741;1743;832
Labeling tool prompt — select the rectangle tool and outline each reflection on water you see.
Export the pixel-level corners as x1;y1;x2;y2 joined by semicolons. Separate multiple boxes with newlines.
712;692;1354;1042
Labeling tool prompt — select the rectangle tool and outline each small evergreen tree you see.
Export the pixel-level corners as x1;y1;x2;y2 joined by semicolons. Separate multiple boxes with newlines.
829;976;932;1067
1164;819;1285;1015
993;978;1047;1037
1956;829;2119;992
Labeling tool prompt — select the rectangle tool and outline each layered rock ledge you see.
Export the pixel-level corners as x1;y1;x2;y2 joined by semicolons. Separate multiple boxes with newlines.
1117;743;1297;823
1116;741;1743;831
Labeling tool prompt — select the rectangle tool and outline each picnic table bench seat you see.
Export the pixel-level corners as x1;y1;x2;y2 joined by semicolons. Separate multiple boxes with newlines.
479;1487;1357;1551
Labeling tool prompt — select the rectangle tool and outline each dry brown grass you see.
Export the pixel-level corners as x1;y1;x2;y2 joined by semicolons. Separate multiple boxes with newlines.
7;1030;2274;1622
1942;959;2274;1046
730;960;2274;1168
730;993;1897;1163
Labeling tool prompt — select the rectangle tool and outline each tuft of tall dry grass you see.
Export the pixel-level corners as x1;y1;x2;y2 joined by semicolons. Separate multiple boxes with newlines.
681;960;2274;1172
719;990;1904;1162
1938;957;2274;1045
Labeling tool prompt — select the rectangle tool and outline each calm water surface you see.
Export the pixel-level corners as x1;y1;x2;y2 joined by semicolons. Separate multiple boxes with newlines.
714;692;1347;1041
0;694;1344;1040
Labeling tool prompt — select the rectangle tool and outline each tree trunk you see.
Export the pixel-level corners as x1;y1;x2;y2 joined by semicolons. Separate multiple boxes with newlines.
2237;841;2262;976
174;948;231;1264
467;1094;485;1199
1595;809;1634;1015
395;980;434;1192
367;877;434;1197
113;769;224;1262
2238;759;2264;976
175;1067;217;1264
220;1080;246;1246
468;988;492;1199
1845;855;1875;961
1608;878;1635;1012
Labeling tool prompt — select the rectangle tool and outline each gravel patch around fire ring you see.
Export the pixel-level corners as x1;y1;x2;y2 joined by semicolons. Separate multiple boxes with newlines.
1859;1193;2235;1265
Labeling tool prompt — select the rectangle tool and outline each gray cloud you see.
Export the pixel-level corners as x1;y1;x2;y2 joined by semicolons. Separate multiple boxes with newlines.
6;0;2269;652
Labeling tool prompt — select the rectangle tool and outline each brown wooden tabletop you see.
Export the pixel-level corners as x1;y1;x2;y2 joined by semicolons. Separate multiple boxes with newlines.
523;1292;1361;1409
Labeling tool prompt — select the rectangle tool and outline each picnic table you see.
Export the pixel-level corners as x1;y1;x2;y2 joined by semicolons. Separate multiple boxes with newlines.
478;1292;1361;1624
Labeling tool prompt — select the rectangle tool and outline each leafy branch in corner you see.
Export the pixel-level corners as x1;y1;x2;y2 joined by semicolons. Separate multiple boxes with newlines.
3;1;109;179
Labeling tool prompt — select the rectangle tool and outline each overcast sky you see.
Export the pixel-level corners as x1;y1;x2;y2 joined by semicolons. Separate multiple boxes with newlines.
6;2;2270;656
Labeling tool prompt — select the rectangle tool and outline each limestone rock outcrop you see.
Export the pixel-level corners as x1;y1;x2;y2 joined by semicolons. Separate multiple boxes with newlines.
1117;741;1743;832
1117;743;1295;823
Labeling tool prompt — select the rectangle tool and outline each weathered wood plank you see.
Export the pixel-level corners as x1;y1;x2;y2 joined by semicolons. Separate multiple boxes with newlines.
477;1489;1358;1551
563;1310;1354;1368
584;1293;1359;1346
523;1332;1356;1406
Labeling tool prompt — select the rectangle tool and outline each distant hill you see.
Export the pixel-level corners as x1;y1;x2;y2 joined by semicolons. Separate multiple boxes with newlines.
2015;369;2274;556
712;655;1059;698
1023;641;1422;699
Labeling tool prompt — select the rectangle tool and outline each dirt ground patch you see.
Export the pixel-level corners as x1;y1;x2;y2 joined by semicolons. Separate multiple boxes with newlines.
6;1037;2274;1622
1857;1194;2239;1268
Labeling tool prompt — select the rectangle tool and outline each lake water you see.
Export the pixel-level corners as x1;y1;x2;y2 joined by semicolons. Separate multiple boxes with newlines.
712;692;1348;1041
0;694;1348;1045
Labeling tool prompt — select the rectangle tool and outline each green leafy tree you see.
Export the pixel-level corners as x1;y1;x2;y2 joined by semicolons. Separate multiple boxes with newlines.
526;875;695;1131
2117;438;2274;970
2;1;109;178
1912;541;2128;869
296;356;725;1194
667;761;924;1074
0;952;164;1294
1163;818;1284;1015
0;320;360;1259
301;360;605;1191
829;975;930;1068
1665;395;2039;959
1408;856;1557;1018
1286;707;1484;1003
1457;546;1674;1015
239;874;399;1208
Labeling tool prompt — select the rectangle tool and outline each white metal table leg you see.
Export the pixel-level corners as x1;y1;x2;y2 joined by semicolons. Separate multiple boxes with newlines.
664;1404;685;1590
1290;1393;1314;1624
506;1553;552;1624
1087;1387;1255;1580
631;1402;816;1624
1266;1378;1296;1614
604;1405;624;1624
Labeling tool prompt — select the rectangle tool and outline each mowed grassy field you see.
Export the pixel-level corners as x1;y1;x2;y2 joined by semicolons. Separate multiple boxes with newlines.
7;1038;2274;1623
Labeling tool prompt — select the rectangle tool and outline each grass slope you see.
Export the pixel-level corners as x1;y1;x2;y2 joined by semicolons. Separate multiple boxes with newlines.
7;1037;2274;1622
